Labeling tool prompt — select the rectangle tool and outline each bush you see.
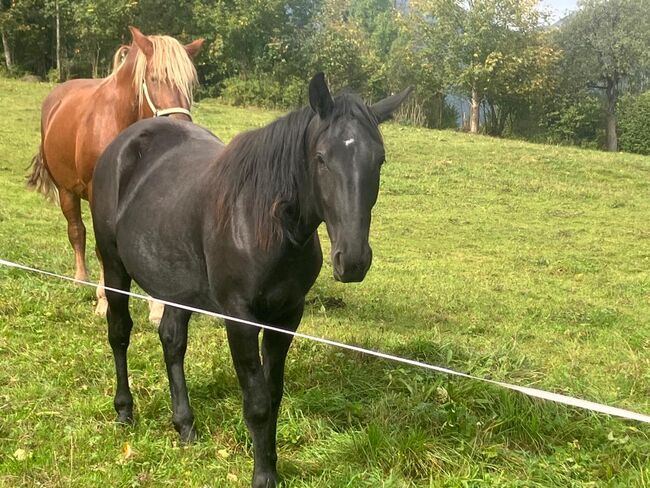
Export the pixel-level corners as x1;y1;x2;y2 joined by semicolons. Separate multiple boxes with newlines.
220;74;306;110
394;92;458;129
618;91;650;155
0;65;31;80
46;69;60;83
541;94;604;148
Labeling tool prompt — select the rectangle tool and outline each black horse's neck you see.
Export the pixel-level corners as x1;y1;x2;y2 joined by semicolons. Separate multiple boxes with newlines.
213;106;318;250
267;112;326;249
285;184;323;248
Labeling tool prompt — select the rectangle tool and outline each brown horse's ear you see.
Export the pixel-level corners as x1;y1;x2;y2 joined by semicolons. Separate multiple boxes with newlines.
371;86;414;123
129;26;154;58
185;39;204;58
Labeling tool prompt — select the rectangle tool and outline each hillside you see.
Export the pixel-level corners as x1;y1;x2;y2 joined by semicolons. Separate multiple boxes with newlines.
1;77;649;487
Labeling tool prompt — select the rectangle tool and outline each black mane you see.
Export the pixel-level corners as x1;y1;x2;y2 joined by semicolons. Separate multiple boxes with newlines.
213;93;381;249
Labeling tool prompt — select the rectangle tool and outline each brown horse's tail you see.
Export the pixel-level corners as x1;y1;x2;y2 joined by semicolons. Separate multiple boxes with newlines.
26;147;59;204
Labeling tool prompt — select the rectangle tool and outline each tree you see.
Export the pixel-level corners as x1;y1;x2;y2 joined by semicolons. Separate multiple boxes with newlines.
0;0;12;70
305;0;381;94
480;33;560;136
0;0;54;76
405;0;549;134
72;0;137;78
559;0;650;151
617;91;650;154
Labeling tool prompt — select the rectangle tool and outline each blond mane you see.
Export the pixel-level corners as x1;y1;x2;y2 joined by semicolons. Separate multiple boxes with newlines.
111;45;130;73
110;36;198;109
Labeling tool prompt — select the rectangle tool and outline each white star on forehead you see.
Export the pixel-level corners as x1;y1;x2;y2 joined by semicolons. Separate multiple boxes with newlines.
344;138;355;146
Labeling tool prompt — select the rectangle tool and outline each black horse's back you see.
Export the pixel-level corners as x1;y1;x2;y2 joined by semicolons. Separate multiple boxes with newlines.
93;117;222;214
93;118;224;306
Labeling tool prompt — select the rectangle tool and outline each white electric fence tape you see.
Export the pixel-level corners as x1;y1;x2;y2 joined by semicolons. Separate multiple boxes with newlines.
1;257;649;424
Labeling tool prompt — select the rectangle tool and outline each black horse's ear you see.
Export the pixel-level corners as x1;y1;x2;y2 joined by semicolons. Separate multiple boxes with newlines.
309;72;334;119
371;86;414;123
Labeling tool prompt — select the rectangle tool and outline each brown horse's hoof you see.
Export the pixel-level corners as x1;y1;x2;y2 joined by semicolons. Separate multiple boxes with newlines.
148;299;164;324
73;269;89;283
95;297;108;317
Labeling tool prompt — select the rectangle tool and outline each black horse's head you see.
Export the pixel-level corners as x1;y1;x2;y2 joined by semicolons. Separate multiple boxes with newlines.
305;73;412;283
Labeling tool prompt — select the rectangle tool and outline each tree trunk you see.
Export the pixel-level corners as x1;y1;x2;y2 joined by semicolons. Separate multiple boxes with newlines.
92;44;99;78
1;29;11;70
497;106;508;136
55;0;61;80
470;85;480;134
486;99;497;135
605;76;618;152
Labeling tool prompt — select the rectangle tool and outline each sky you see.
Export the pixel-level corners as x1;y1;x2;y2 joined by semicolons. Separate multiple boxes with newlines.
541;0;578;22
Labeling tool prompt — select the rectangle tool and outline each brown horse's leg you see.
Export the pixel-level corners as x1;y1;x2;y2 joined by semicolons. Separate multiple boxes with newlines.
95;247;108;316
59;188;88;282
87;183;107;316
148;299;165;324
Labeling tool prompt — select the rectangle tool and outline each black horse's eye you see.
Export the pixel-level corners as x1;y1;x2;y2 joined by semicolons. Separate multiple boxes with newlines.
315;153;326;166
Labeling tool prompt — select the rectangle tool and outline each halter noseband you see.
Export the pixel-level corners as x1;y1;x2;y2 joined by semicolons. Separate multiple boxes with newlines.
142;80;193;120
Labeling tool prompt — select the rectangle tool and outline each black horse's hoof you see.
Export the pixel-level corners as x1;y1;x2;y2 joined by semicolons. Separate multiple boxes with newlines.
252;472;278;488
116;411;134;425
178;425;197;444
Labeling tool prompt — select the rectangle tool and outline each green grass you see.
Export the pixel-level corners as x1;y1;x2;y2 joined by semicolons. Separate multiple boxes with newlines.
1;76;649;487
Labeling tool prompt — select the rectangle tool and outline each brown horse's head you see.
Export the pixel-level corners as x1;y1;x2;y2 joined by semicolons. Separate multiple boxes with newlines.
118;26;203;121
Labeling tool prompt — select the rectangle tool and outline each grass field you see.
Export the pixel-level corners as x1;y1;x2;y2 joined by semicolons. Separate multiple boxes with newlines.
1;76;649;487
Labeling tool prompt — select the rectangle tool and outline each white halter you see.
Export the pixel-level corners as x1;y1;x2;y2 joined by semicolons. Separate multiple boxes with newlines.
141;80;193;120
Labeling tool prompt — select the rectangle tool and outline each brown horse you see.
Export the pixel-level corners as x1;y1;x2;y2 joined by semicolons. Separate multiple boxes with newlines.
27;26;203;316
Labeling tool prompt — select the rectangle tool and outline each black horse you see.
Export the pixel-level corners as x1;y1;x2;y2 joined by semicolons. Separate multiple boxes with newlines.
91;73;411;487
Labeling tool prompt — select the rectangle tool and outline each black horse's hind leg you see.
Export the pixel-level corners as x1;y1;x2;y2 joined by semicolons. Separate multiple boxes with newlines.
103;257;134;424
225;305;302;488
158;306;196;443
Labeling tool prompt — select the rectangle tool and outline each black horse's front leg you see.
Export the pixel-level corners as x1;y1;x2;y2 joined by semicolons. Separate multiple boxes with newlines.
225;304;303;488
261;305;303;457
225;319;276;488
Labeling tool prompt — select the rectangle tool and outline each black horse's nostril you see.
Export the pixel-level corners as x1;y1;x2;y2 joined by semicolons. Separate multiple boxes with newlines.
332;246;372;283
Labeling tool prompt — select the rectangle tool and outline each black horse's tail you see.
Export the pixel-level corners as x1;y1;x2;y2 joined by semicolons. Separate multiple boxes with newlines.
26;146;59;204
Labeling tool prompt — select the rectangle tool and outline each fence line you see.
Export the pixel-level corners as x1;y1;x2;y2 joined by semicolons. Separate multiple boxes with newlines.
1;257;649;424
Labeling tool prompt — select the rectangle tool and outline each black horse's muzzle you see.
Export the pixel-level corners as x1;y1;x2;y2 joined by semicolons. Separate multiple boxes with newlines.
332;244;372;283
